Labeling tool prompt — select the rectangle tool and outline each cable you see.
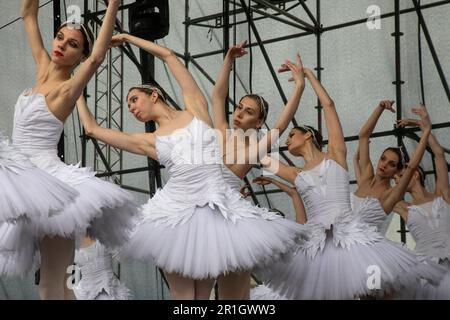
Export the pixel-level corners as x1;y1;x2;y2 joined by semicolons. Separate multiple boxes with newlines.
0;0;54;31
418;0;426;105
247;0;253;93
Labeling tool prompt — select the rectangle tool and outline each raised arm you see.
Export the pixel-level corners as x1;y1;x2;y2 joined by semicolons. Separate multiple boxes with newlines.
76;95;155;158
382;108;432;213
21;0;50;75
247;54;305;164
413;106;450;201
253;176;307;224
358;100;395;183
111;33;210;125
212;41;247;134
353;144;362;185
59;0;119;109
272;53;305;133
393;201;409;222
260;155;300;184
305;69;346;168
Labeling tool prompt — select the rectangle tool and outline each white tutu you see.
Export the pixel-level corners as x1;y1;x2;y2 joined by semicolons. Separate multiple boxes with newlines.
122;204;304;280
261;230;446;300
0;167;139;276
400;197;450;299
251;284;288;300
415;262;450;299
22;153;138;246
73;241;132;300
0;221;39;276
0;133;78;222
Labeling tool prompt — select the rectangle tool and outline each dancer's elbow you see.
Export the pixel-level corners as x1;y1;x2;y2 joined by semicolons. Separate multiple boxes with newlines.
86;54;105;68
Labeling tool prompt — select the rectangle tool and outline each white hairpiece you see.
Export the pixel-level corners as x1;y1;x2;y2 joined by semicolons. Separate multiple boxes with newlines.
299;125;320;149
128;84;166;102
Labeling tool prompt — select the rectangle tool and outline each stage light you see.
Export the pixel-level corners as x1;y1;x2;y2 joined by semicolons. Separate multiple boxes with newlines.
128;0;169;40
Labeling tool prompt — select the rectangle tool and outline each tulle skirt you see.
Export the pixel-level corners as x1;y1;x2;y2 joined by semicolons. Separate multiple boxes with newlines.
251;284;288;300
0;135;78;222
258;230;446;299
0;152;139;277
121;204;305;280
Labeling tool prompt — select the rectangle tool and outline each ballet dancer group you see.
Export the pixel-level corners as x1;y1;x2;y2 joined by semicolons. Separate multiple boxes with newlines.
0;0;449;300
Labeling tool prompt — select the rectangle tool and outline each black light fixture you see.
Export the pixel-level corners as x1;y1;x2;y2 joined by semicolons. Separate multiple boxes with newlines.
128;0;169;41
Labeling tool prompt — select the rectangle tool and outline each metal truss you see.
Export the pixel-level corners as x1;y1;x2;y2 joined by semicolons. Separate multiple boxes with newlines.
83;0;124;183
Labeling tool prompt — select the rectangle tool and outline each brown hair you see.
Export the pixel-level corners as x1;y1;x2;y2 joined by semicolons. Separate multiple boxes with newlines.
293;126;323;150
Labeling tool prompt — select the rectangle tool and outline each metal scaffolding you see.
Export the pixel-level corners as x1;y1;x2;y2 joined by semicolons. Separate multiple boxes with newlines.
82;0;125;183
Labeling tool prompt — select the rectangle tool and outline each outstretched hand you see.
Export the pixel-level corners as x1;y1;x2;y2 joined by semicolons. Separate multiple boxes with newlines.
396;105;431;132
412;104;431;131
227;41;248;60
278;52;306;87
379;100;395;113
395;118;420;128
253;176;273;185
109;34;128;49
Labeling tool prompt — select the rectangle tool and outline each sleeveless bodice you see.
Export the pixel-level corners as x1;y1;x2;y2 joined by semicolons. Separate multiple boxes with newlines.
221;164;243;191
407;197;450;262
294;159;353;229
154;116;227;199
75;241;115;283
351;194;388;230
12;89;63;153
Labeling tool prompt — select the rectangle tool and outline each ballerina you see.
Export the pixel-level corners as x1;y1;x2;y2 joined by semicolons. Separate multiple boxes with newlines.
211;41;306;298
394;105;450;299
352;100;404;233
75;33;306;300
0;0;137;300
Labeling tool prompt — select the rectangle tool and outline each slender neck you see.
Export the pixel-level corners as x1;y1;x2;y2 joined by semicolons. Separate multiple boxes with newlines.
153;103;180;127
45;62;73;83
410;183;434;204
370;174;392;189
300;143;324;164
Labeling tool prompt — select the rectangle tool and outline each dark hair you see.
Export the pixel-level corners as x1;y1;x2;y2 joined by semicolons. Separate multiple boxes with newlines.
56;22;94;57
404;163;426;187
293;126;323;150
239;94;269;122
416;165;426;187
382;147;405;170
